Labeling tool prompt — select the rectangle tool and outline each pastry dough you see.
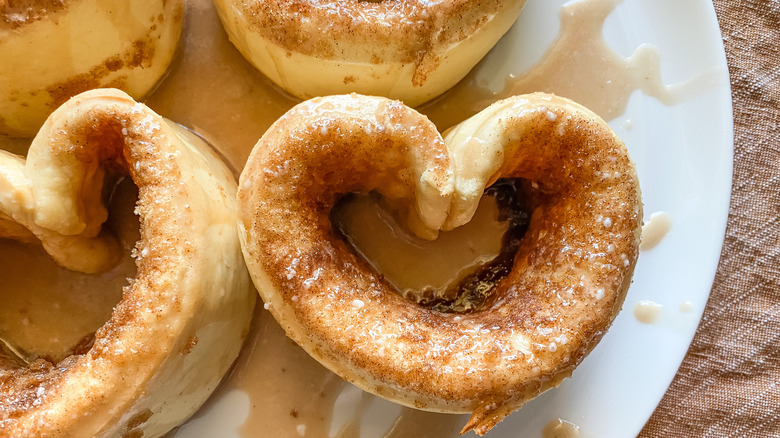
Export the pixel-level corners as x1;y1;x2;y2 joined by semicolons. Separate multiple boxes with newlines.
0;0;184;137
0;89;255;438
213;0;527;106
237;93;641;435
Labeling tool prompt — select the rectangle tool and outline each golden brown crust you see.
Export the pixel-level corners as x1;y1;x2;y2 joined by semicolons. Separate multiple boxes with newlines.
0;89;254;438
237;93;641;436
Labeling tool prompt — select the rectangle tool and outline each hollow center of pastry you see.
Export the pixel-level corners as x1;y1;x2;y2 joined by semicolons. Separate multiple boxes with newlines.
0;177;138;369
334;178;531;313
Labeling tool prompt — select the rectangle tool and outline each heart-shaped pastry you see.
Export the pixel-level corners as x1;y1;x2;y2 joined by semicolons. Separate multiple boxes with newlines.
0;0;184;137
0;89;255;438
213;0;527;106
237;93;642;435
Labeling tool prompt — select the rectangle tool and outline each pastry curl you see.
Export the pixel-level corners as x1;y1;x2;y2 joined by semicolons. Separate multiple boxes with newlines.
237;93;641;435
0;89;255;438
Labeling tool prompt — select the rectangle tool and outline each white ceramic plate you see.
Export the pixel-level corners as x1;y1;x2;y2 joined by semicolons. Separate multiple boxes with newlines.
481;1;733;436
174;0;733;436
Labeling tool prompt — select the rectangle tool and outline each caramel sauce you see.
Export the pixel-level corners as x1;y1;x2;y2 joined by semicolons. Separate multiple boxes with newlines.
421;0;717;129
0;137;30;155
144;0;298;174
333;179;530;313
333;193;507;305
542;418;581;438
171;307;463;438
0;0;713;435
634;300;664;324
174;182;522;437
0;177;137;368
383;408;462;438
436;179;531;313
640;211;673;251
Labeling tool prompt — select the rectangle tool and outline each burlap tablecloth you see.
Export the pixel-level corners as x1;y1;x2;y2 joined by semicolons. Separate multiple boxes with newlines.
639;1;780;436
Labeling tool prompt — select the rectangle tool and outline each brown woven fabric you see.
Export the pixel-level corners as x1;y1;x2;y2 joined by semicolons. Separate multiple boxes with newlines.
640;1;780;436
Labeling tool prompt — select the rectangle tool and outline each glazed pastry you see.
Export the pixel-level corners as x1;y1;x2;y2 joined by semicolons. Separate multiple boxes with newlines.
237;93;641;435
0;89;255;438
213;0;527;106
0;0;184;137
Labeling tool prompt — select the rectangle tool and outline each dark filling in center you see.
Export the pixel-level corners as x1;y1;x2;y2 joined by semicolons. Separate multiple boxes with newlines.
419;178;532;313
335;178;533;315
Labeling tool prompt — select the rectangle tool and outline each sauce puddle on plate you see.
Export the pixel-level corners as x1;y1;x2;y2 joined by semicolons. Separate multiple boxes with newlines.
634;300;664;324
160;0;714;435
421;0;718;129
640;211;673;251
543;418;581;438
0;0;716;436
0;178;137;369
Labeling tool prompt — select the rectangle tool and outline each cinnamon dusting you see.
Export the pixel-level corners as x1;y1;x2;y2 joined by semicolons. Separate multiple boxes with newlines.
238;0;513;83
46;38;157;108
237;94;642;436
